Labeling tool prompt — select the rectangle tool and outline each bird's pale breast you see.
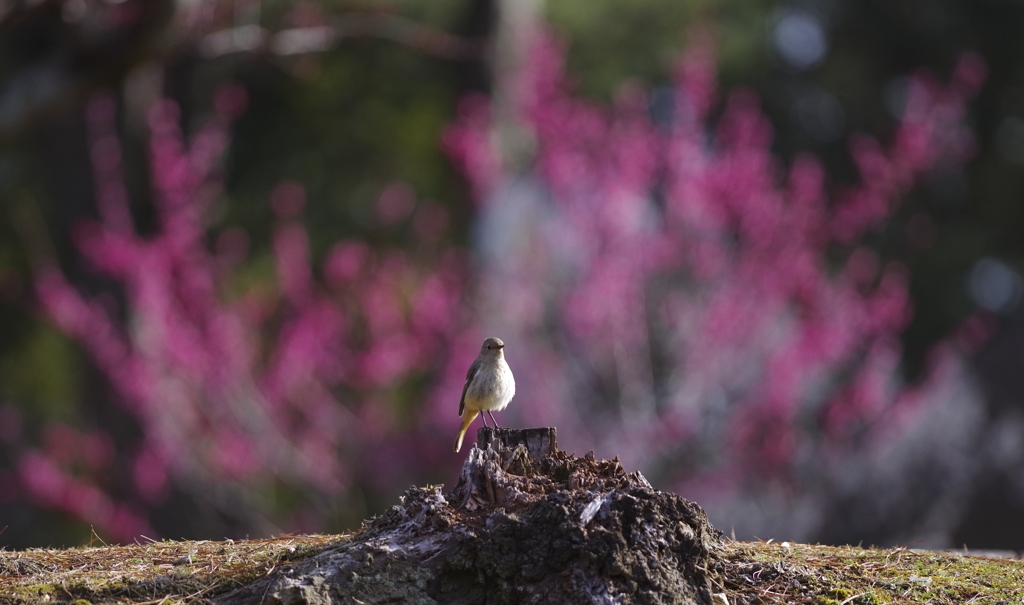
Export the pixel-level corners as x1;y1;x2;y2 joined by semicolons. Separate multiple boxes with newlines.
464;358;515;412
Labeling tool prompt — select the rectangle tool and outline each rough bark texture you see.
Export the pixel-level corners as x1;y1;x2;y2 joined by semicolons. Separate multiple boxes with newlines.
218;428;722;605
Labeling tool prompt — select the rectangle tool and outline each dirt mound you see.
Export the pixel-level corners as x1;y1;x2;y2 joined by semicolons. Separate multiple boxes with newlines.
219;428;722;605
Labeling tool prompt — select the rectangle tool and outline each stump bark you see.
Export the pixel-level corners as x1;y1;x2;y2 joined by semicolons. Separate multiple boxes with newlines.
218;428;723;605
475;426;557;458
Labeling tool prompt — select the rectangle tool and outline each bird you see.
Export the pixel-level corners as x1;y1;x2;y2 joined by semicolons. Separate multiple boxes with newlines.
453;336;516;453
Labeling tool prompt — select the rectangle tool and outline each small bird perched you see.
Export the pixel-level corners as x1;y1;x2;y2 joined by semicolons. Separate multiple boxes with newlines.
453;336;516;453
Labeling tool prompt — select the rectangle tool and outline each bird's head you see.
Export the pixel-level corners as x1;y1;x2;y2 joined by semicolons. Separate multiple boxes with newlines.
480;336;505;358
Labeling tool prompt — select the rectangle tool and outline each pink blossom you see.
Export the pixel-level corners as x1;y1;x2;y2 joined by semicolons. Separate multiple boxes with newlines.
444;28;982;490
376;183;416;226
271;181;307;219
324;240;371;286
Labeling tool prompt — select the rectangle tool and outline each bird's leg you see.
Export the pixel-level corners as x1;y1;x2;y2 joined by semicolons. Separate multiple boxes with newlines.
480;413;490;428
487;411;499;428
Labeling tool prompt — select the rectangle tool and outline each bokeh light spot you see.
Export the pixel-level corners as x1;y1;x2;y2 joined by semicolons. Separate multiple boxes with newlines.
968;257;1023;313
772;9;828;71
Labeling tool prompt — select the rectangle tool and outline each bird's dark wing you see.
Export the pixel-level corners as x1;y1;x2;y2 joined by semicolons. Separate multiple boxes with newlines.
459;358;481;417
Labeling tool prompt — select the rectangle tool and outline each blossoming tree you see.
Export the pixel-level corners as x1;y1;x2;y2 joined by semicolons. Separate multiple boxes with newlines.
16;29;984;543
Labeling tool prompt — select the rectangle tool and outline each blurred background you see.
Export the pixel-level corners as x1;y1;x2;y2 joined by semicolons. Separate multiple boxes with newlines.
1;0;1024;551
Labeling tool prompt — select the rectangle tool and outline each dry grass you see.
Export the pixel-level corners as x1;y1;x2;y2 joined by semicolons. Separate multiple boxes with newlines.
2;534;1023;604
0;533;346;604
716;540;1024;604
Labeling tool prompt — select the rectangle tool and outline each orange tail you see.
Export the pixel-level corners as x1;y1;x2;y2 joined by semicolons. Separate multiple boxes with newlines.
453;410;480;453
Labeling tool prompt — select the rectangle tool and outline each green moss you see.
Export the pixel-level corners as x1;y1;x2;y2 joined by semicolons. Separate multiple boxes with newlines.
827;587;853;599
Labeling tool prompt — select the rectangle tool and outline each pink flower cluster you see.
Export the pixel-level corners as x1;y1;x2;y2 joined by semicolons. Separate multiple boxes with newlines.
26;87;469;541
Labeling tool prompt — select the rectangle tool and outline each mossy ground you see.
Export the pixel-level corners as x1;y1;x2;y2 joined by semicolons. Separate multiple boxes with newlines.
0;534;345;604
718;540;1024;604
2;534;1022;604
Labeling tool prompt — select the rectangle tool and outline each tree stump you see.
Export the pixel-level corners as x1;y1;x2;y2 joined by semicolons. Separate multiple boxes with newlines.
218;428;723;605
476;426;557;459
